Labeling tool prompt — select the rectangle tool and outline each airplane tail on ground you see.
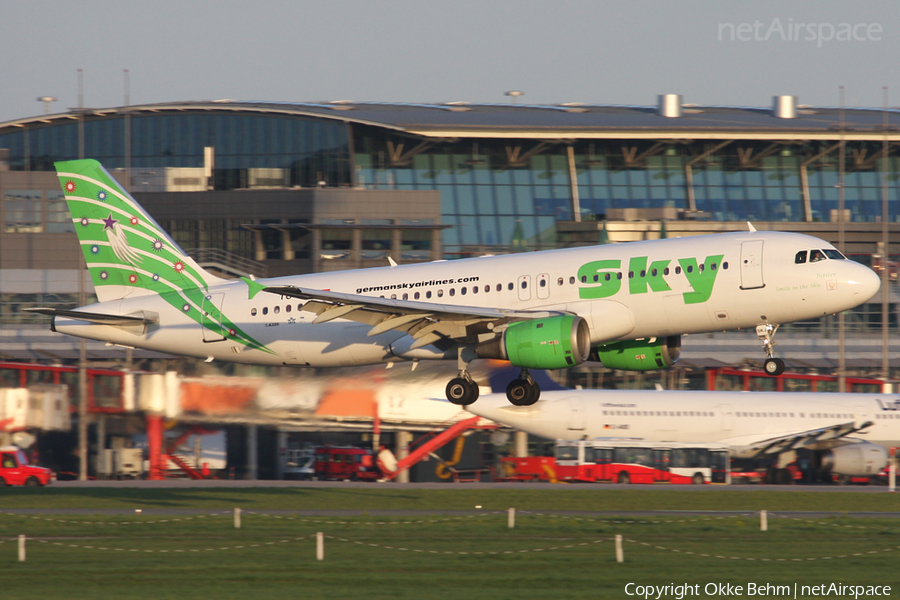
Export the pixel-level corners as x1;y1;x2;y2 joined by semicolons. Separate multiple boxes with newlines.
55;159;223;302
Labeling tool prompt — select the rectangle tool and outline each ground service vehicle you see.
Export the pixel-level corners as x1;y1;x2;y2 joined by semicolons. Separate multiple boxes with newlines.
314;446;381;481
498;440;729;484
283;447;316;480
554;439;729;484
0;446;53;486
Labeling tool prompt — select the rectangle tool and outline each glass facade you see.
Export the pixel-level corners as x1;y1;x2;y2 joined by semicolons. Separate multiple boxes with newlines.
3;189;43;232
163;218;256;257
0;113;352;188
1;109;899;258
355;133;900;256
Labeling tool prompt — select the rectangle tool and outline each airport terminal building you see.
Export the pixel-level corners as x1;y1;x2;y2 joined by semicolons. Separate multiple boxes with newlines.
0;94;898;373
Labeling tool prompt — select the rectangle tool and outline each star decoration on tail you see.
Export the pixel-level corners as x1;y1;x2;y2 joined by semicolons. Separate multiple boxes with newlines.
104;213;143;267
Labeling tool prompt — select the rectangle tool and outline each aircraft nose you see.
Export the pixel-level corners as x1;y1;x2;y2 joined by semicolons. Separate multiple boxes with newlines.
850;262;881;303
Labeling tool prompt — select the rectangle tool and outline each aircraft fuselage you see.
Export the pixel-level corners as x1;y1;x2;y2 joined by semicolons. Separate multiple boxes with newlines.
466;389;900;454
53;230;880;367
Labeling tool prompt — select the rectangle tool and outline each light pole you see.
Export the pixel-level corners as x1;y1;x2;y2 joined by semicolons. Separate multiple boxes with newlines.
37;96;57;115
505;90;524;104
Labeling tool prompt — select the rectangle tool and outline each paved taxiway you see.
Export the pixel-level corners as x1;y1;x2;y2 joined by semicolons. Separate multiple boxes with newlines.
49;480;894;492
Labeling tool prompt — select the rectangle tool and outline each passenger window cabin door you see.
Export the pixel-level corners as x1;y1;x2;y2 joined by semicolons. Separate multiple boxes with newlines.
739;240;765;290
201;293;227;342
567;396;586;431
536;273;550;299
718;404;734;431
517;275;531;302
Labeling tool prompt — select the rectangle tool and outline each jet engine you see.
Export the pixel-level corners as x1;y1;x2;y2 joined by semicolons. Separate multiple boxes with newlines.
589;335;681;371
816;442;888;476
475;315;591;369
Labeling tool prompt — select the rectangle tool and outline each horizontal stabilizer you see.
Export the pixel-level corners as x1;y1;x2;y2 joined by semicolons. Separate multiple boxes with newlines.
23;307;158;326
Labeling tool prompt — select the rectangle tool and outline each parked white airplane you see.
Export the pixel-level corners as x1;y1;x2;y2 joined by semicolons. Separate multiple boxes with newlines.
466;389;900;478
28;160;880;406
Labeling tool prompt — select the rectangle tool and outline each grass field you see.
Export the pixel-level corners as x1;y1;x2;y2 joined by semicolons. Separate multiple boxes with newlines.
1;487;898;599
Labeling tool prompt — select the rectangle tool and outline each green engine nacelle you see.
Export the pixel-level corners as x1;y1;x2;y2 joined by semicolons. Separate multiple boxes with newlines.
590;336;681;371
476;315;591;370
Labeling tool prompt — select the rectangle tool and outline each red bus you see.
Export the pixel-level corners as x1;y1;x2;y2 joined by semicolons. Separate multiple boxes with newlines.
554;439;730;484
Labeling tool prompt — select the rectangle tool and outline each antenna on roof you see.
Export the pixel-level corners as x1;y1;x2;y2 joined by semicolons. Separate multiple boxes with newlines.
747;222;757;232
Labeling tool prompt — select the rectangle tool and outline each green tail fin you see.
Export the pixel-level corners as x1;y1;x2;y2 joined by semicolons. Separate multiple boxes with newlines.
55;159;222;302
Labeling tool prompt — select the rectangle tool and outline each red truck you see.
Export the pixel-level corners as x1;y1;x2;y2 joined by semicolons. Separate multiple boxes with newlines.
0;446;53;486
314;446;381;481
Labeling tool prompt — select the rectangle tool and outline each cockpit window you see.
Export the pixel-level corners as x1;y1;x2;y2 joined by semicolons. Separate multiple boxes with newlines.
799;248;845;264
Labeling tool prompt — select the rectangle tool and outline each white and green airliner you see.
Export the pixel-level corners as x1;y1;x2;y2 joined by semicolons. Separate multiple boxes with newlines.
27;160;881;406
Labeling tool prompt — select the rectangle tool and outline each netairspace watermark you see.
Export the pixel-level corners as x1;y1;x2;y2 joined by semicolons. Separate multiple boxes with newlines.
625;582;892;599
718;18;883;47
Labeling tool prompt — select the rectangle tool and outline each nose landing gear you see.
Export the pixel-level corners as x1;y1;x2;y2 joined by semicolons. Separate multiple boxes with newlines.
757;323;785;376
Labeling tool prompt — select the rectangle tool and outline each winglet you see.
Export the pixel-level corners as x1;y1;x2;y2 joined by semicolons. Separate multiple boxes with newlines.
747;222;757;232
242;277;267;300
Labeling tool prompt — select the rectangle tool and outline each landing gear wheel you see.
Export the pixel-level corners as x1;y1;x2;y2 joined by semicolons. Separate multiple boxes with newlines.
506;379;541;406
764;358;785;376
506;379;528;405
525;380;541;406
446;377;479;406
756;323;784;376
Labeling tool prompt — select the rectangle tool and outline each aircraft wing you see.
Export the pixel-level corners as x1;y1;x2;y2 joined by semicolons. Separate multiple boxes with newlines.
264;285;564;348
730;421;874;458
22;307;159;326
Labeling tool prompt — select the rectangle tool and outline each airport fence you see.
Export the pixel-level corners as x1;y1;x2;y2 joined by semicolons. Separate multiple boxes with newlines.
2;508;899;564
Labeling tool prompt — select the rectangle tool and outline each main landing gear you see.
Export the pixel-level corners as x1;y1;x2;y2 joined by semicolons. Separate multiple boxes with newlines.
446;346;480;406
756;323;785;376
446;373;479;406
444;348;542;407
506;369;541;407
445;369;542;407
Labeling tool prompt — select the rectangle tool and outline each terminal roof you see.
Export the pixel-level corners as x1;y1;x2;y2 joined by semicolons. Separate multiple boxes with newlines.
3;100;900;141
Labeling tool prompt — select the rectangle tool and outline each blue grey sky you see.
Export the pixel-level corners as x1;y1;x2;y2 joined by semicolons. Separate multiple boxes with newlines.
1;0;898;123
